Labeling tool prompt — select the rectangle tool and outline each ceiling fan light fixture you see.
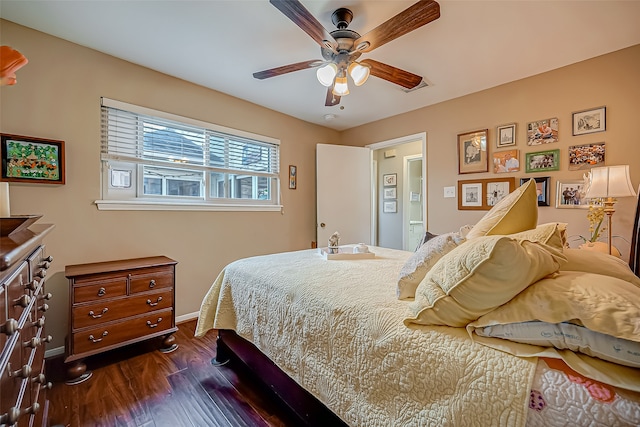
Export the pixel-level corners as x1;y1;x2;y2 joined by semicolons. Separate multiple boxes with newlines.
316;63;337;87
332;75;349;96
348;62;370;86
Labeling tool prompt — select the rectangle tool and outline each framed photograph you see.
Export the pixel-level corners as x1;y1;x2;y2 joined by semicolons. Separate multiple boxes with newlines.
568;142;605;171
1;133;66;184
521;176;550;207
526;118;558;145
457;129;488;174
383;200;397;213
493;149;520;173
556;180;590;209
383;187;397;199
383;173;397;186
525;149;560;173
496;123;516;148
573;106;606;136
288;165;297;189
458;177;515;210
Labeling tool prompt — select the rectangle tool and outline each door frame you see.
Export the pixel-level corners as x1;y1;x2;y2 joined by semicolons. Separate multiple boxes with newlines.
367;132;427;246
403;154;423;251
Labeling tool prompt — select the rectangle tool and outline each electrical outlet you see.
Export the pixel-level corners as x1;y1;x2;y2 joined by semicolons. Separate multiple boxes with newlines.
444;186;456;198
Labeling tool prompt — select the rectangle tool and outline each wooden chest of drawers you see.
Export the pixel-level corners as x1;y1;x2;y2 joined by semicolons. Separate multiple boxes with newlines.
64;256;178;384
1;220;54;426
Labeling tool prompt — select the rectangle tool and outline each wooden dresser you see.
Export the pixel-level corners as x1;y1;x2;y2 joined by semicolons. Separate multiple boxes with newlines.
1;217;54;427
64;256;178;384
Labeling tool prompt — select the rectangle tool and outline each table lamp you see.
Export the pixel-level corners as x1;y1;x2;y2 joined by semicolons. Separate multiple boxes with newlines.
584;165;637;255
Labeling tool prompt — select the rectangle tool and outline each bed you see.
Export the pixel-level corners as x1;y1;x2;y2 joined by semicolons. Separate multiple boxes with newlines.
195;179;640;426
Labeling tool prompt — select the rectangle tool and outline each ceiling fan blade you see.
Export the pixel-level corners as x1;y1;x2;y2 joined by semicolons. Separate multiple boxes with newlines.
355;0;440;53
325;85;341;107
269;0;336;48
253;60;324;80
360;59;423;89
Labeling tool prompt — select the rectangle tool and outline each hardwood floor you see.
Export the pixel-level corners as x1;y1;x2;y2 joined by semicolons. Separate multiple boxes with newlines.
45;320;302;427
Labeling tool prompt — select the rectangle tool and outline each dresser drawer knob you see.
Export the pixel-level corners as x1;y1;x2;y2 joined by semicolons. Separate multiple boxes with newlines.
146;296;163;307
146;317;163;328
44;255;53;263
36;269;47;278
10;364;32;378
40;261;51;269
32;316;45;328
97;287;106;297
13;294;30;308
88;308;108;319
39;303;49;312
25;279;39;291
32;373;46;384
1;318;18;336
25;402;40;415
39;292;53;301
0;407;20;425
23;337;41;348
149;279;156;288
88;331;108;343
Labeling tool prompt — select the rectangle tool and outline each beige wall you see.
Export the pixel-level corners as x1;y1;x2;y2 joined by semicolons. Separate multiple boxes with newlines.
0;20;339;351
343;44;640;256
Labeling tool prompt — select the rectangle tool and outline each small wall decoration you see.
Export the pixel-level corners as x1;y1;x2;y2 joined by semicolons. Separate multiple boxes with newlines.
526;118;558;145
383;173;397;186
289;165;297;189
525;149;560;173
496;123;516;148
457;129;488;174
556;180;590;209
383;200;397;213
568;142;605;171
521;176;550;207
493;149;520;173
1;133;65;184
573;106;606;136
383;187;397;199
458;177;515;210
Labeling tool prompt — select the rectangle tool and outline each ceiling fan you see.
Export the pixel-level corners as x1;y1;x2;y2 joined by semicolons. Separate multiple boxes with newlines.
253;0;441;107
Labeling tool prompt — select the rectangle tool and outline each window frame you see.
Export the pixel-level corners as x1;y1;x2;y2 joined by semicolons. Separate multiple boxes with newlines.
96;98;282;212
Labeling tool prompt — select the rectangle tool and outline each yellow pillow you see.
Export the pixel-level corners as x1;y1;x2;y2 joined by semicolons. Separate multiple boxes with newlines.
561;248;640;287
466;178;538;239
508;222;567;250
404;235;566;327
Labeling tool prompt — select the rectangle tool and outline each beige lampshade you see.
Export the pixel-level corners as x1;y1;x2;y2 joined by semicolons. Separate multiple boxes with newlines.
584;165;636;199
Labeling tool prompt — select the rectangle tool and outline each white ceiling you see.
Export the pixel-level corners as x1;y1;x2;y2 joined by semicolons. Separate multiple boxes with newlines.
2;1;640;131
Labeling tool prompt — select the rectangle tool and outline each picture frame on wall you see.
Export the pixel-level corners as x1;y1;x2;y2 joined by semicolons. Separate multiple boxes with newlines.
458;177;515;210
383;200;397;213
383;187;397;199
493;149;520;173
572;106;606;136
383;173;397;186
568;142;605;171
521;176;550;207
457;129;488;174
526;118;558;145
496;123;516;148
1;133;66;184
525;149;560;173
556;180;591;209
460;182;482;209
289;165;297;189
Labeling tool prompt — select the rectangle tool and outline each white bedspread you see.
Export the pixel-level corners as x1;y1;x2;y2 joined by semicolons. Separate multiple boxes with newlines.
195;246;537;426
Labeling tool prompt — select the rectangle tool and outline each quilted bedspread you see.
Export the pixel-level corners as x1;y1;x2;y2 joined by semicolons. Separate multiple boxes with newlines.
195;246;537;427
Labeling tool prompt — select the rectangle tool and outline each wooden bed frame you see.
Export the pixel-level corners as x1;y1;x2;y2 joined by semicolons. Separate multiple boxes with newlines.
213;196;640;426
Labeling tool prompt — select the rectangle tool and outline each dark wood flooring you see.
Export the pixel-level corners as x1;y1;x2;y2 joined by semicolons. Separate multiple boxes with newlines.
45;320;302;427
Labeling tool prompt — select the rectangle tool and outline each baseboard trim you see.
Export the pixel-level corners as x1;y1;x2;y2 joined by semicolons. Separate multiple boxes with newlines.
45;346;65;359
176;311;199;324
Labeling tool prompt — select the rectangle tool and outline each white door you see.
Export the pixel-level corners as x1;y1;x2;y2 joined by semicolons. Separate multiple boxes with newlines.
316;144;372;247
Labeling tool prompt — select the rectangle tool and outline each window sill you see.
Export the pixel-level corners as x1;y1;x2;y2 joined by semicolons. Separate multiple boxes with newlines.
95;199;283;212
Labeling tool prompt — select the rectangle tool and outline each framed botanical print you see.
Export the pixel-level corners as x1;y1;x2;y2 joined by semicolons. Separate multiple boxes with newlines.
573;106;606;136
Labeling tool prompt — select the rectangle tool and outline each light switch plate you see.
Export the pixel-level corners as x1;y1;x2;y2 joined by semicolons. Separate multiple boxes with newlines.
444;186;456;198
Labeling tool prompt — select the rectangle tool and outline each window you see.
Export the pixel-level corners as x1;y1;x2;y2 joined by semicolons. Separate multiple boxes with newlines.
97;98;281;211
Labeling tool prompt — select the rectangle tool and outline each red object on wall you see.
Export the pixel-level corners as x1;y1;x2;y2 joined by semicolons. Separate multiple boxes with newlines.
0;45;28;86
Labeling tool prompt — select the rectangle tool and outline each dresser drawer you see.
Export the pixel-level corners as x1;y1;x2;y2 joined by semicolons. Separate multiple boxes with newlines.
129;267;173;294
73;278;127;304
72;289;174;330
5;262;30;323
72;309;173;355
0;332;26;420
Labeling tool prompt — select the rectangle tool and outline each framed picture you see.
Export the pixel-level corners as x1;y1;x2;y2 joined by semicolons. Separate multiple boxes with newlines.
526;118;558;145
573;106;606;136
1;133;66;184
493;149;520;173
383;200;397;213
525;149;560;173
556;180;590;209
383;187;397;199
521;176;550;207
383;173;397;186
288;165;297;189
458;177;515;210
568;142;605;171
457;129;488;174
496;123;516;148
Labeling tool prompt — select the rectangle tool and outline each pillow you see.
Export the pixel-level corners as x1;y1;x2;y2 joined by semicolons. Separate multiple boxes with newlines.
397;232;465;300
467;271;640;366
561;248;640;287
414;231;438;251
466;178;538;239
404;235;566;327
508;222;567;250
